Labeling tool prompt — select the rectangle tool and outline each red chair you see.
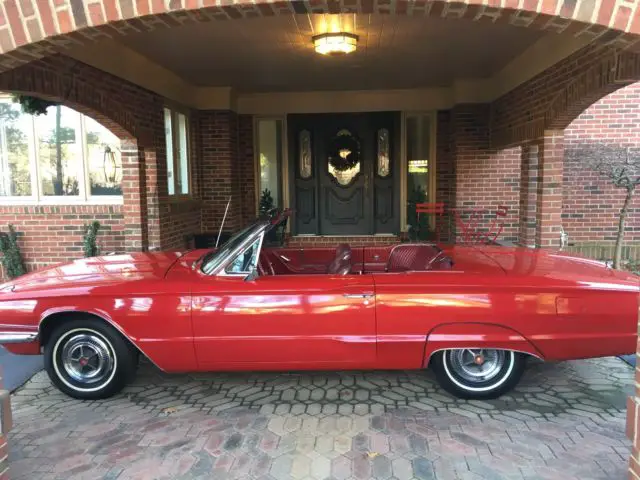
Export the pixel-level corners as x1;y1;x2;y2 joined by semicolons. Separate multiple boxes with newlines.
450;205;509;245
415;202;445;242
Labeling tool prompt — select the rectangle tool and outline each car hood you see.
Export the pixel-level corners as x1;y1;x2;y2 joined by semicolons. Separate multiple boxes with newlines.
4;251;187;293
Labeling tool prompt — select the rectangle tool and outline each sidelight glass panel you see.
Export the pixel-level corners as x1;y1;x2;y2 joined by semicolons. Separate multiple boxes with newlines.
299;130;312;179
377;128;390;177
176;113;189;195
164;108;175;195
405;114;432;240
257;119;283;212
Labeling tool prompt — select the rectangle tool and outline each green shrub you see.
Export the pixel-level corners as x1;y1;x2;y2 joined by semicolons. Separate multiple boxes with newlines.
83;221;101;258
0;224;26;279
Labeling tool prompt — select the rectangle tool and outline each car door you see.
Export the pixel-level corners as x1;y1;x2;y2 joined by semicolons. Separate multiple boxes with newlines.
191;259;376;369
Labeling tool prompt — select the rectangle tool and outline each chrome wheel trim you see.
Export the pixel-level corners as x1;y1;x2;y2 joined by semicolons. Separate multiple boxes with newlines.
61;334;113;383
442;349;515;393
52;328;118;393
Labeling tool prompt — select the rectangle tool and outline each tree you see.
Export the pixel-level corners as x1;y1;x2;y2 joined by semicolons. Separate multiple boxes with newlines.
259;189;274;217
567;144;640;269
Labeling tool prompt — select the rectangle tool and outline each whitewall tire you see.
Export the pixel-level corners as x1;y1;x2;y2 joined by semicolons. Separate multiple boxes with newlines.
431;349;526;399
44;318;137;400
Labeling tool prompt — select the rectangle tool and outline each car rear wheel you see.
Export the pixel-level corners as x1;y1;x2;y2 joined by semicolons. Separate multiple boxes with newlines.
44;318;137;399
431;349;526;399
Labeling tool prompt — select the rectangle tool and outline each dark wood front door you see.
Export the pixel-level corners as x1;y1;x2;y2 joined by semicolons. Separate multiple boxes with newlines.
289;112;399;236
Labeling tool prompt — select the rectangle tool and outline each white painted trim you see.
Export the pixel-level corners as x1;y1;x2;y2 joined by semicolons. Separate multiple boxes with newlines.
0;197;123;206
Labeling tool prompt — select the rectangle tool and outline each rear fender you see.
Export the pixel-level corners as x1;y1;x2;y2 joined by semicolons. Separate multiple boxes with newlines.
423;323;544;368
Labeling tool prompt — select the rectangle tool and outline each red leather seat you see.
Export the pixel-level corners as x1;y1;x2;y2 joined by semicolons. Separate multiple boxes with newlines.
386;244;441;272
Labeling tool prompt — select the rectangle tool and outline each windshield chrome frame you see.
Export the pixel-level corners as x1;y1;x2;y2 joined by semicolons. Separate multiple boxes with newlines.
217;230;265;278
198;220;270;277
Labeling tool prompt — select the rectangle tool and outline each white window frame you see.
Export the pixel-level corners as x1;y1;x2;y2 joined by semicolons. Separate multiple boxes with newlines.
164;105;192;198
0;97;123;205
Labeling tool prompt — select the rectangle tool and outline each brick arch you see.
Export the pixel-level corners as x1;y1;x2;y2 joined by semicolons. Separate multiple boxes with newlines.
0;57;137;139
546;50;640;130
1;0;639;72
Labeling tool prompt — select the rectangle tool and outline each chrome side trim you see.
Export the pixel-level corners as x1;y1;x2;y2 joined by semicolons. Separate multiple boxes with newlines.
0;331;38;344
427;347;543;362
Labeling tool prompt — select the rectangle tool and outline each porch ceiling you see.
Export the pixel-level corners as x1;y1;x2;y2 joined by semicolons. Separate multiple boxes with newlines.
117;14;543;93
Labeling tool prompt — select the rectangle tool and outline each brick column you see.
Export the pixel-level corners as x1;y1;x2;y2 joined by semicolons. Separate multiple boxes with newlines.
518;144;539;247
199;110;242;233
535;131;564;248
142;144;162;251
121;140;149;252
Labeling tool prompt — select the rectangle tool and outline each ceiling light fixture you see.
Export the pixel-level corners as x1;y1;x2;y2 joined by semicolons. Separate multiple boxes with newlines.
312;32;358;55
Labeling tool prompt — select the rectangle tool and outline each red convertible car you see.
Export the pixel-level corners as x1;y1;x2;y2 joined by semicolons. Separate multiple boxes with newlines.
0;211;637;400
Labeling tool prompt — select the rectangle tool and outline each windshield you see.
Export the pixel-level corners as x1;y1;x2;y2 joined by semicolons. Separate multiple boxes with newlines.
200;222;265;275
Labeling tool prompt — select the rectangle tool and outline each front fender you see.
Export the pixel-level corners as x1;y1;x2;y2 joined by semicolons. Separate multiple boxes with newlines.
423;322;544;368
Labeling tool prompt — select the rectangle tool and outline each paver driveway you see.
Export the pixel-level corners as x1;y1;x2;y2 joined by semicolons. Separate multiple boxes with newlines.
8;357;634;480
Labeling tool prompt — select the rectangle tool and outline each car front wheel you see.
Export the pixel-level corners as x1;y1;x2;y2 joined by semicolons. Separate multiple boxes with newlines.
431;349;526;399
44;318;137;399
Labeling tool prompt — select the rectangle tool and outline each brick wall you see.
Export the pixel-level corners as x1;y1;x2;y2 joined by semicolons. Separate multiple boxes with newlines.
563;81;640;245
446;105;521;243
199;110;242;234
0;205;124;273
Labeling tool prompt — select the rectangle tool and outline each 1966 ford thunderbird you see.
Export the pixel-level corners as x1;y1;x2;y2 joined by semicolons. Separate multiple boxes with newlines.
0;210;637;400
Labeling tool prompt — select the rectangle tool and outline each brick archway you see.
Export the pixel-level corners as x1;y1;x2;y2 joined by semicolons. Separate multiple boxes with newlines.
546;50;640;131
0;0;639;72
0;57;137;139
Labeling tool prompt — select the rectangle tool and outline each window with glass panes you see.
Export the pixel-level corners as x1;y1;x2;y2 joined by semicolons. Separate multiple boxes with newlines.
0;98;122;202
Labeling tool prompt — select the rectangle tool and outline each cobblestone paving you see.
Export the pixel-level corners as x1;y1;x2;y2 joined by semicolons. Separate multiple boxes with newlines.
8;357;633;480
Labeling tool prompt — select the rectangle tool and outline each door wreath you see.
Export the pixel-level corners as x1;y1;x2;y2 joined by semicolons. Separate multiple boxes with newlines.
327;129;360;172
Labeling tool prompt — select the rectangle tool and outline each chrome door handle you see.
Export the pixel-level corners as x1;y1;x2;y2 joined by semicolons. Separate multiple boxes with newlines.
279;255;291;262
343;293;374;299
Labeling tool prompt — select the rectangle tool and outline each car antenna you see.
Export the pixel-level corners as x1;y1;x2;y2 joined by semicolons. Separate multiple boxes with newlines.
215;196;232;248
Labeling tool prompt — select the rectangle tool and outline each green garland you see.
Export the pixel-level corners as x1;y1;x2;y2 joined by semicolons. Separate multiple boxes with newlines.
0;224;26;279
11;94;58;116
83;221;101;258
327;132;360;172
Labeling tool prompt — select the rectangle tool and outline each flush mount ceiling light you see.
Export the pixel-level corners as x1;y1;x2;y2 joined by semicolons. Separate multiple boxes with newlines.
313;32;358;55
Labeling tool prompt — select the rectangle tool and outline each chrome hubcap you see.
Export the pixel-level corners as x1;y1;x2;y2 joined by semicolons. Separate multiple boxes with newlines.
61;334;114;384
448;349;505;383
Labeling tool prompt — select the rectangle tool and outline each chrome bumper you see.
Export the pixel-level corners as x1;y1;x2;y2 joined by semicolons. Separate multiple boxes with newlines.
0;332;38;344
